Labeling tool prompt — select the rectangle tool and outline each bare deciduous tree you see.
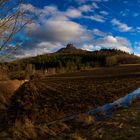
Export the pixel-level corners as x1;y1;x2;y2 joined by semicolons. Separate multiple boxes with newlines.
0;0;30;60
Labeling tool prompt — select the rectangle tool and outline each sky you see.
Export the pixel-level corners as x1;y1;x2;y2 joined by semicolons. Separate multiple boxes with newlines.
13;0;140;58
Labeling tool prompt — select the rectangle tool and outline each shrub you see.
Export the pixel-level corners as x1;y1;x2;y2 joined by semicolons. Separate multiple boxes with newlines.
0;67;9;81
9;71;26;80
106;56;118;66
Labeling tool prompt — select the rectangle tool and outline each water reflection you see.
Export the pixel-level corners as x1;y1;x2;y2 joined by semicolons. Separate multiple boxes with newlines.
88;88;140;120
49;88;140;125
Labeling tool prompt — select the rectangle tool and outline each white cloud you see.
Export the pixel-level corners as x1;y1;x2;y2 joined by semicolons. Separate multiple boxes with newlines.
106;35;117;43
22;4;91;42
43;6;58;13
16;42;63;58
92;29;106;36
66;8;82;18
82;44;94;51
85;14;105;22
37;42;59;50
79;5;93;12
37;16;90;42
82;35;132;53
95;35;132;53
25;22;40;32
20;3;42;16
111;18;133;32
82;44;101;51
100;11;109;15
20;4;36;12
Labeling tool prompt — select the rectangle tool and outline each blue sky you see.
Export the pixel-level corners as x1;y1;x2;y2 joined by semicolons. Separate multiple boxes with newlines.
14;0;140;57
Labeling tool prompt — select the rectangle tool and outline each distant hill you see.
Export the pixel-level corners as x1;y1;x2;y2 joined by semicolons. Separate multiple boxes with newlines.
1;44;140;79
57;43;86;53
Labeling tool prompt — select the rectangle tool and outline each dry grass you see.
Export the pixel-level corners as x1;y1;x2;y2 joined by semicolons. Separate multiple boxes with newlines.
71;133;86;140
0;80;24;105
11;117;37;139
1;65;140;139
76;114;95;125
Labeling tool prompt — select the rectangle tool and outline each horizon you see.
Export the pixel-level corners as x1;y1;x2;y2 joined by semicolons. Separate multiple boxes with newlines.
7;0;140;58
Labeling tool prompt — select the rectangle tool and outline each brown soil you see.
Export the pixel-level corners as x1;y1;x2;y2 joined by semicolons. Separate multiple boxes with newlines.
6;65;140;124
1;65;140;139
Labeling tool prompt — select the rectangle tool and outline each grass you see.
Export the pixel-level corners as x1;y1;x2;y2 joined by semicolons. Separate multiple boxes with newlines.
71;133;86;140
0;65;140;139
100;101;140;140
0;80;24;109
76;114;95;125
42;101;140;140
10;117;37;139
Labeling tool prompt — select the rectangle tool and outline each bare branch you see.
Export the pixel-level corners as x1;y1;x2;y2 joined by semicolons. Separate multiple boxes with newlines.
0;0;31;60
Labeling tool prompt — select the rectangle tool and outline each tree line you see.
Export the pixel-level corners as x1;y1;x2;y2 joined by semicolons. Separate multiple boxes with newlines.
1;48;138;80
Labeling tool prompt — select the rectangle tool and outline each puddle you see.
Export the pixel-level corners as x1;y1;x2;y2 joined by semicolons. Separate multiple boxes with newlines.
87;88;140;119
48;88;140;125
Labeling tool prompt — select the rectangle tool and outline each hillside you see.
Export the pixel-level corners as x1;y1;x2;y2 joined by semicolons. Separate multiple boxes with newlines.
0;45;140;139
1;44;140;80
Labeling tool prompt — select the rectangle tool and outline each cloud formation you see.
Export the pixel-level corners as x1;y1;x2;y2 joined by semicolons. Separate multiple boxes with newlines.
111;18;133;32
82;35;132;53
30;16;90;43
16;4;94;57
97;35;131;52
85;14;105;23
15;1;136;58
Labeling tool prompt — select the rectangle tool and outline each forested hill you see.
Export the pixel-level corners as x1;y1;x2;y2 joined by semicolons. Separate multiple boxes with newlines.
1;44;140;79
